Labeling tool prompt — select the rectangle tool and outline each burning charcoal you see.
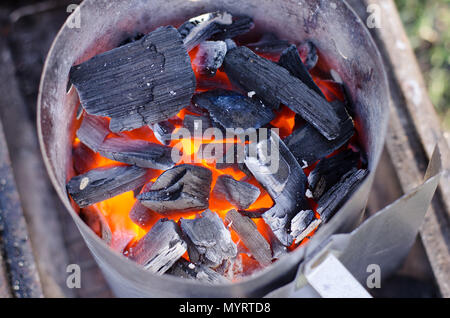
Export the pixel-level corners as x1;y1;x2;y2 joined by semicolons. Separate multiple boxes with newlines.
224;39;237;50
67;165;150;208
278;45;324;97
244;133;307;246
284;100;354;167
193;89;274;130
293;218;322;245
225;210;272;266
290;210;314;244
223;47;341;140
180;210;237;267
213;175;260;210
167;258;229;284
138;164;212;215
76;114;110;152
317;168;369;222
129;183;159;229
80;206;112;244
70;26;196;132
182;114;212;136
298;40;318;70
150;120;176;146
247;33;290;54
129;219;187;274
193;41;227;76
237;208;267;219
308;150;360;199
97;137;175;170
179;12;253;51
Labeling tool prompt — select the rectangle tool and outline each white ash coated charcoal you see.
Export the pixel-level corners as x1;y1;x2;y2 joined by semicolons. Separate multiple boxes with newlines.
317;168;369;222
129;219;187;274
67;165;150;208
138;164;212;215
292;218;322;245
223;47;341;140
213;175;260;210
180;210;237;267
167;258;229;284
290;209;314;244
284;100;354;167
298;40;319;70
179;12;253;51
308;149;360;199
70;26;196;132
193;41;227;76
244;132;307;246
225;209;272;266
278;44;324;97
193;89;275;130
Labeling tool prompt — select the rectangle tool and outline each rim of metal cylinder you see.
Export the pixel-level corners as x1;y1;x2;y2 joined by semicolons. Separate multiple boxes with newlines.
37;0;390;297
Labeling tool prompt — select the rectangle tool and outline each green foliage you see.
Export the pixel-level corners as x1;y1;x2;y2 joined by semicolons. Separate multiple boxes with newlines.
395;0;450;130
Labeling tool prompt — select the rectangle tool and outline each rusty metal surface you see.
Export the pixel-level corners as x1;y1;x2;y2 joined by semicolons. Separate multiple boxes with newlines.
0;119;43;298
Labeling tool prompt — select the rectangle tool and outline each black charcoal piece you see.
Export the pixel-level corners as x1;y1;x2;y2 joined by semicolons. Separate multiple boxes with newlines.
247;33;290;54
97;137;175;170
150;120;176;146
129;219;187;274
129;183;159;229
193;41;227;76
244;133;307;246
317;168;369;222
179;12;253;51
213;175;260;210
118;32;145;46
223;47;341;140
167;258;229;284
284;100;354;167
224;39;237;50
180;210;237;267
76;114;110;152
67;165;150;208
182;114;212;136
225;210;272;266
278;45;324;97
290;210;314;244
70;26;196;132
138;164;212;215
193;89;274;130
308;150;360;199
298;41;319;70
237;208;267;219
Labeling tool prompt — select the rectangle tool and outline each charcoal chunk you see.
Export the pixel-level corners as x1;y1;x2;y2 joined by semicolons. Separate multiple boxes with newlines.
180;210;237;267
138;164;212;215
223;47;341;140
298;40;319;70
278;44;324;97
179;12;253;51
67;165;150;208
76;114;110;152
129;183;159;229
225;210;272;266
150;120;176;146
317;168;369;222
247;33;290;54
193;89;274;130
193;41;227;76
244;132;307;246
182;114;212;136
70;26;196;132
98;137;176;170
308;150;360;199
290;210;314;244
129;219;187;274
284;100;354;167
167;258;229;284
292;218;322;244
213;175;260;210
80;206;112;244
